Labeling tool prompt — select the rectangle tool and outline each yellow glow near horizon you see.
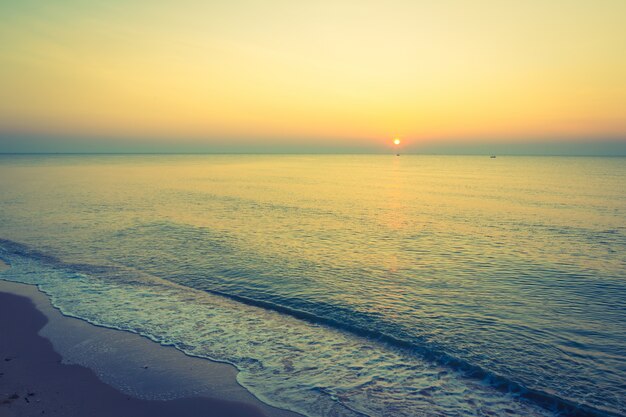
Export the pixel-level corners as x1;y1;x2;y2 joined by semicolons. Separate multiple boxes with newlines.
1;0;625;149
394;139;401;146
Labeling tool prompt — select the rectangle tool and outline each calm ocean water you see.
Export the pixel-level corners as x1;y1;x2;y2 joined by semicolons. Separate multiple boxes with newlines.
0;154;624;417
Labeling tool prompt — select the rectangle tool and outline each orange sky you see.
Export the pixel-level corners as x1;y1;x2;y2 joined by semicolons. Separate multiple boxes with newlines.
1;1;625;152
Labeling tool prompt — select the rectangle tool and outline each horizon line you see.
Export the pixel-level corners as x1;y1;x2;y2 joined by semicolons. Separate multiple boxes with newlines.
1;152;625;157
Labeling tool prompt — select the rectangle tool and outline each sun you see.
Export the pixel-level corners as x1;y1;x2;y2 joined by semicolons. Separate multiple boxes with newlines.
393;138;401;145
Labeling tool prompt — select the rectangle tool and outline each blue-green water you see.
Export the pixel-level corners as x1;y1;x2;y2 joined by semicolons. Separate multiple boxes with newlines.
0;155;624;416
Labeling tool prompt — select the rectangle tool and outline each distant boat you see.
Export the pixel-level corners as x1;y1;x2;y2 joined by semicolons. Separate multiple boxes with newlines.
490;155;496;158
396;153;400;156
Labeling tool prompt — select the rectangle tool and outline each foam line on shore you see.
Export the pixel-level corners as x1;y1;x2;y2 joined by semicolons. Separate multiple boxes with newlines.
0;279;302;417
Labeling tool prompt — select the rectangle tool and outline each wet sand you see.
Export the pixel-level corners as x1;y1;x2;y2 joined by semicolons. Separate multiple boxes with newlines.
0;275;302;417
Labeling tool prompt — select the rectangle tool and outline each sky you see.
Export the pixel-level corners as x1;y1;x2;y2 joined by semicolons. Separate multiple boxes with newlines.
1;0;625;154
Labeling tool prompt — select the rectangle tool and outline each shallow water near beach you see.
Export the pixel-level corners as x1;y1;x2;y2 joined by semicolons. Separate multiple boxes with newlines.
0;154;624;416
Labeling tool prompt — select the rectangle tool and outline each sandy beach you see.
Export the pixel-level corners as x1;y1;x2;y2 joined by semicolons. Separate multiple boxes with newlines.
0;269;301;417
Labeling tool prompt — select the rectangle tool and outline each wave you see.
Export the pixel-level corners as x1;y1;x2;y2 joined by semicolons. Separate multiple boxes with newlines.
0;238;617;417
195;289;617;417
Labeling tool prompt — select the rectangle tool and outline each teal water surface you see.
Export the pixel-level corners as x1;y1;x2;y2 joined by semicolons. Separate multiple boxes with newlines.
0;155;624;416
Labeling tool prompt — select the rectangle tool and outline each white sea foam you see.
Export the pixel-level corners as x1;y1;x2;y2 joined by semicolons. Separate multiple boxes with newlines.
0;250;554;417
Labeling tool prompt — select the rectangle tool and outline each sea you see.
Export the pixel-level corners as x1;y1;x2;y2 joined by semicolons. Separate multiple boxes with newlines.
0;154;624;417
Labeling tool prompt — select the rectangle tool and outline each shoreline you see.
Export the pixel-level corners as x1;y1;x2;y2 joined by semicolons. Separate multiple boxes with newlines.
0;276;302;417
